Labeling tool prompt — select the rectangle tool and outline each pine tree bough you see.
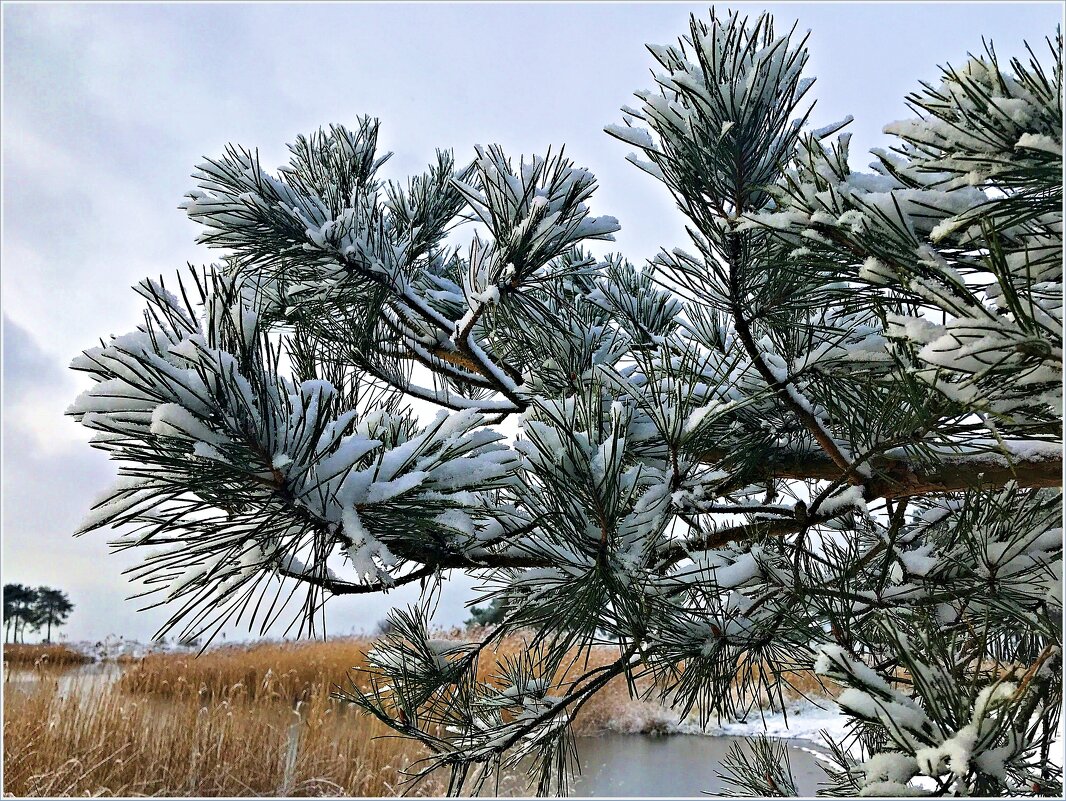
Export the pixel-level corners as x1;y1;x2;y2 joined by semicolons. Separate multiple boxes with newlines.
70;9;1062;798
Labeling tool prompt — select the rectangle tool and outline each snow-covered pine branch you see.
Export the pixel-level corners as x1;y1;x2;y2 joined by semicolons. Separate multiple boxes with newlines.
71;9;1061;797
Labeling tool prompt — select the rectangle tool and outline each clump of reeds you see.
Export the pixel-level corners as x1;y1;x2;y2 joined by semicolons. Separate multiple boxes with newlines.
2;669;445;797
119;637;378;703
3;643;94;667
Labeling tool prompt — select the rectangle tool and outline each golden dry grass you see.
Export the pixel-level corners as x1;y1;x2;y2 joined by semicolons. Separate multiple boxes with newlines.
3;665;445;797
3;634;838;796
118;636;379;703
115;635;836;714
2;635;611;797
117;634;624;709
117;635;836;733
3;643;94;667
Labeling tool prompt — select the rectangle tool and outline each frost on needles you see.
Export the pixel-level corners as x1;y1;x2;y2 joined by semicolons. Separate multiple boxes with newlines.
69;8;1062;798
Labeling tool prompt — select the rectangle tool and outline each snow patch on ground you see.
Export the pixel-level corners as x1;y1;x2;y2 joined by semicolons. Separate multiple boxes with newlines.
599;694;848;744
712;696;848;747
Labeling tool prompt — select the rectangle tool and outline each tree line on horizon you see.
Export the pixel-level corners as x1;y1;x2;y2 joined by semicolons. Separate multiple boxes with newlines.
3;584;74;644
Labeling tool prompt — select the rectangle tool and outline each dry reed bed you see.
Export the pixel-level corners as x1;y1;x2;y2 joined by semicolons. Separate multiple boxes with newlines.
3;643;94;667
3;665;445;797
118;635;834;732
3;636;836;796
119;636;379;702
3;636;623;797
116;635;654;734
119;635;619;700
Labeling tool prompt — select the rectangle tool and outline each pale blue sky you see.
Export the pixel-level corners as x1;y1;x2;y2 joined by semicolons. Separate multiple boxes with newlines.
3;2;1062;642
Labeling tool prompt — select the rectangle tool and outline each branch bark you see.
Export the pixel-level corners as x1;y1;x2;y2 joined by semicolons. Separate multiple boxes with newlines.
277;563;440;595
283;548;553;596
700;446;1062;500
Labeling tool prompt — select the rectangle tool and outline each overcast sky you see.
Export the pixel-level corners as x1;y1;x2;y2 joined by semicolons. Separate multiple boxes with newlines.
2;1;1061;643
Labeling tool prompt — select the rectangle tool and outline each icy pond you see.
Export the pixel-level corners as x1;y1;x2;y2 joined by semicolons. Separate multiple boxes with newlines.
564;733;828;797
5;661;123;688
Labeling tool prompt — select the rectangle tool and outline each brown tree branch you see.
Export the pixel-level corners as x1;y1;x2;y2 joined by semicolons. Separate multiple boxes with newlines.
656;514;831;570
281;548;554;596
277;563;439;595
725;232;857;478
701;447;1062;500
649;447;1063;568
339;252;527;407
